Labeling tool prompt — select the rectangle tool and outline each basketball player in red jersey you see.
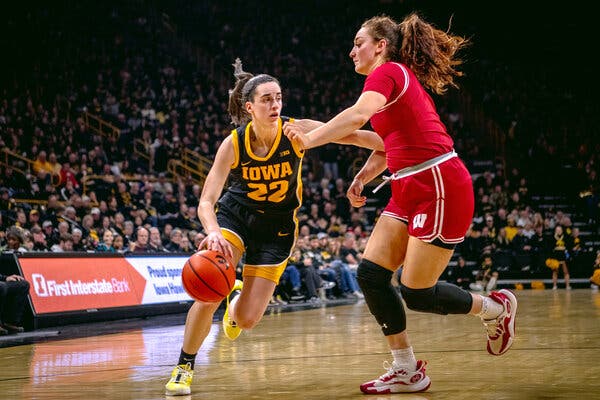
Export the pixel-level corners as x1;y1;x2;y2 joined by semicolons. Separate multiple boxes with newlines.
165;59;383;396
284;13;517;394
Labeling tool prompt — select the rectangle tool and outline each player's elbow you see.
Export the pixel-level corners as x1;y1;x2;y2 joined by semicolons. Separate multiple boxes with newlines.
350;110;371;128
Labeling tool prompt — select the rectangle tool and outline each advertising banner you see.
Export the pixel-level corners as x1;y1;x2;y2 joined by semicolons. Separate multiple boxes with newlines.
18;256;192;315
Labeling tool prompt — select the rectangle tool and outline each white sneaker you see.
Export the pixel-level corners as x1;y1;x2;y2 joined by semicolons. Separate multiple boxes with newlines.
360;360;431;394
484;289;517;356
321;281;336;290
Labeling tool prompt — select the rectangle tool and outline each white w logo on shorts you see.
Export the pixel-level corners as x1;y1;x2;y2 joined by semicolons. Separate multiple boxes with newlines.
412;213;427;229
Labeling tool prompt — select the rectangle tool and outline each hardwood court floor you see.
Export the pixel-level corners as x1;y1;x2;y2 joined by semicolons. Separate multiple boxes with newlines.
1;289;599;400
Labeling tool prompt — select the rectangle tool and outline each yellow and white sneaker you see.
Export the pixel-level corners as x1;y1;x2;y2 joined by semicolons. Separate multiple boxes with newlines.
222;279;243;340
165;364;193;395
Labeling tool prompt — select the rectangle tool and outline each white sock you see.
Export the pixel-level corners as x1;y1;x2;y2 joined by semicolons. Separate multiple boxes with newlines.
477;295;504;320
391;347;417;371
229;293;241;322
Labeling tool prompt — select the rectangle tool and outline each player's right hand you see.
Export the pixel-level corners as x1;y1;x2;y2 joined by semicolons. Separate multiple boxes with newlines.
200;231;233;259
283;121;309;150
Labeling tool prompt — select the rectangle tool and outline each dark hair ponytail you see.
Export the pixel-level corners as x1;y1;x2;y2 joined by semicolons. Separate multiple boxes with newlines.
362;13;469;95
227;58;280;126
228;58;254;126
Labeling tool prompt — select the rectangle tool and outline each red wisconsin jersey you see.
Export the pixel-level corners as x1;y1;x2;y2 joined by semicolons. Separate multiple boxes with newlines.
363;62;454;172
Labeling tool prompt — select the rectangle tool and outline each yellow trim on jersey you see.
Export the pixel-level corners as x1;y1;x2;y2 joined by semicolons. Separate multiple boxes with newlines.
290;156;303;257
243;260;288;284
230;129;240;169
221;228;244;253
245;118;283;161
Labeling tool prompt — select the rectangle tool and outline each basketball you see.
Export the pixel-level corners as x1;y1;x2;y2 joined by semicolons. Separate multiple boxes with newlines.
181;250;236;302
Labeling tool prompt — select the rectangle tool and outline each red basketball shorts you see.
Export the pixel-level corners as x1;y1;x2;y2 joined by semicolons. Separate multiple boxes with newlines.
382;157;474;245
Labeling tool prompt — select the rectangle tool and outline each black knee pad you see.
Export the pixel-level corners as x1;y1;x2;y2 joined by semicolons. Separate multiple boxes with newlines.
400;282;473;315
356;259;406;335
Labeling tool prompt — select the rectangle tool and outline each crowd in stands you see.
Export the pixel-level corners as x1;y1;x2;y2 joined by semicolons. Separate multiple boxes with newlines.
1;1;599;313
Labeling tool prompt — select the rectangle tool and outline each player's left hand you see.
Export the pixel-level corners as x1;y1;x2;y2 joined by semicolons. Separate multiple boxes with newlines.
347;178;367;208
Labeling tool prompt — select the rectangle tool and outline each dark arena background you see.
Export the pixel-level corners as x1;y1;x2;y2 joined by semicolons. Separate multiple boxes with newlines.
0;1;598;399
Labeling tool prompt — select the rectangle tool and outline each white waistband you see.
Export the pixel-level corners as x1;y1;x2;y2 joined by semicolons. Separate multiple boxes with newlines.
372;150;458;193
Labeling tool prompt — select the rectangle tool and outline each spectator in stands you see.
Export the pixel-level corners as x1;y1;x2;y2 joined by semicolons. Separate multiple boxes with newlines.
129;226;150;253
50;233;74;252
179;235;193;253
0;272;30;335
494;227;511;252
164;228;183;252
96;230;116;252
334;232;364;298
113;234;126;253
277;249;304;302
447;256;473;290
474;255;499;292
298;251;325;303
192;231;205;250
32;150;54;183
305;234;337;297
283;13;517;394
122;220;135;247
70;228;86;251
14;209;27;229
149;227;168;252
30;226;49;251
56;221;70;239
569;227;583;258
27;209;41;230
80;214;99;246
4;226;28;253
41;220;59;247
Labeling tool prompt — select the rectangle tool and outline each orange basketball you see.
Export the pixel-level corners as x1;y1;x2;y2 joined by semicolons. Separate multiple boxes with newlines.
181;250;236;302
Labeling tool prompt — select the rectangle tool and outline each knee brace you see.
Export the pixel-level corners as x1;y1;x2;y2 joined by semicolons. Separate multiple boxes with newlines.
356;259;406;335
400;281;473;315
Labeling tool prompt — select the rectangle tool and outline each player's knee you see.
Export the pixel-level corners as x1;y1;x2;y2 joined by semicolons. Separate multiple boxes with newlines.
234;309;262;330
356;259;393;289
235;317;259;330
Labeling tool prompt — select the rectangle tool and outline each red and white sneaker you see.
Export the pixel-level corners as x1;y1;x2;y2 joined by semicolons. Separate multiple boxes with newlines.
484;289;517;355
360;360;431;394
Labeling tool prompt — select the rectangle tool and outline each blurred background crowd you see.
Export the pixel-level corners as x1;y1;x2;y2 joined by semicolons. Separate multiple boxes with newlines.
1;0;598;303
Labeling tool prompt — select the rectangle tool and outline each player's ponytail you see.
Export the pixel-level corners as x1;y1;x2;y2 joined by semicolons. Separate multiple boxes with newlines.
398;13;469;94
228;58;280;126
228;58;254;126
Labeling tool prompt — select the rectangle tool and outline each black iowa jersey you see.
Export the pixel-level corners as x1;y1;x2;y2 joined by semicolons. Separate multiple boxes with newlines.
225;116;304;213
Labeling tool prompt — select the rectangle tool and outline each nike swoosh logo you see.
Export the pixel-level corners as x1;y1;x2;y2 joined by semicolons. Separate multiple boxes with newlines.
277;231;290;237
241;161;251;166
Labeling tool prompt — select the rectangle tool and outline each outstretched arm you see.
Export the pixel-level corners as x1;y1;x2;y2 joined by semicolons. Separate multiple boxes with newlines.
285;91;387;150
288;115;384;151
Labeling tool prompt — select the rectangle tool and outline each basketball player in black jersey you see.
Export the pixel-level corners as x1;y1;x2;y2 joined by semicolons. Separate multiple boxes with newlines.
165;59;383;395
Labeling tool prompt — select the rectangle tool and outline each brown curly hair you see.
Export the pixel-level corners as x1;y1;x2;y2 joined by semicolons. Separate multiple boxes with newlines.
361;13;470;95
